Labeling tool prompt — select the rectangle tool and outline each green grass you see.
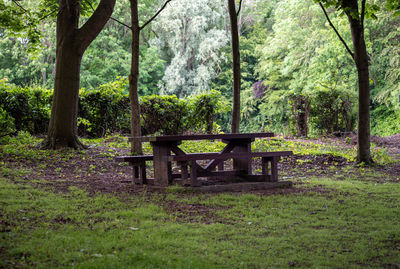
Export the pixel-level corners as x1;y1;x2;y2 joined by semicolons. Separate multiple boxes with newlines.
253;138;395;165
1;175;400;268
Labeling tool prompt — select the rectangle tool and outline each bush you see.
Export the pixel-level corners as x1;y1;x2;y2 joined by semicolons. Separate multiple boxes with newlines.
1;78;229;137
0;79;52;135
371;106;400;136
79;78;130;137
187;90;229;134
309;88;356;136
0;107;15;144
140;95;187;135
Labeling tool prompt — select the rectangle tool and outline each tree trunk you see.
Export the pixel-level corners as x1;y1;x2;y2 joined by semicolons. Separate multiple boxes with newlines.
292;95;310;137
129;0;143;155
46;43;83;148
228;0;241;133
43;0;115;149
344;0;372;163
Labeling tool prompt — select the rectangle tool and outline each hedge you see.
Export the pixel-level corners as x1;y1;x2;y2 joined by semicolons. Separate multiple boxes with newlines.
0;79;229;138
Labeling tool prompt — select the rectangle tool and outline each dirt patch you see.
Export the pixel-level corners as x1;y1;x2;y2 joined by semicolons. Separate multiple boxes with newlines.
163;200;230;224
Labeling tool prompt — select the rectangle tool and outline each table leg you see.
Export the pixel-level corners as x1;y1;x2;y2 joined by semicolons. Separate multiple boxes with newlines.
271;156;278;182
152;142;172;187
232;139;252;174
190;161;200;187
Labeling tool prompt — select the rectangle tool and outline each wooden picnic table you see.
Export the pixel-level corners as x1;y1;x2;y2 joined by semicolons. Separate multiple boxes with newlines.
124;132;292;187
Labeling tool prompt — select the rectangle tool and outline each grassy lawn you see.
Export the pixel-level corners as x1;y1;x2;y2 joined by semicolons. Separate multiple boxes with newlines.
1;133;400;268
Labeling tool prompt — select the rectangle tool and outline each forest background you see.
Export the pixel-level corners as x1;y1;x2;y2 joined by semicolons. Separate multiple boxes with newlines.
1;0;400;138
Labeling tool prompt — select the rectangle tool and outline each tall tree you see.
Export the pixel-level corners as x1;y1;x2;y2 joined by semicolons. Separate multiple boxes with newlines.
228;0;241;133
43;0;115;148
317;0;399;163
316;0;372;162
129;0;171;154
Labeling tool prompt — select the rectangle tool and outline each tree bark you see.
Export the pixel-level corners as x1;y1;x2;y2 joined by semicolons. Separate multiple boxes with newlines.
43;0;115;149
343;0;372;163
228;0;241;133
129;0;143;155
292;95;310;137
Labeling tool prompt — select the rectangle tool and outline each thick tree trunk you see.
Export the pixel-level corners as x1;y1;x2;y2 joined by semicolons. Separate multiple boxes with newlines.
44;0;82;148
228;0;241;133
344;0;372;163
129;0;143;155
43;0;115;149
46;44;83;148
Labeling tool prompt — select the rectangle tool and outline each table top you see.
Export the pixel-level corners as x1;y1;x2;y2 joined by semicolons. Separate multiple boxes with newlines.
129;132;274;143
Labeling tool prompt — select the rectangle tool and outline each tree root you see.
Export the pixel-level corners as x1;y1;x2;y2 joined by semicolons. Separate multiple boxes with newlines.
41;135;88;150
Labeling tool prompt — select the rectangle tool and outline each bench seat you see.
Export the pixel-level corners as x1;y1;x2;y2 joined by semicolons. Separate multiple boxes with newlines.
169;151;293;186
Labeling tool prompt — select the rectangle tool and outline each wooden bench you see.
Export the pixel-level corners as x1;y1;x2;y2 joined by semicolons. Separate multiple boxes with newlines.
115;155;153;185
168;151;293;187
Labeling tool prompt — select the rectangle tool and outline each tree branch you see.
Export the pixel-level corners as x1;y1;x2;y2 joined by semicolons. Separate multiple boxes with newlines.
77;0;116;53
236;0;242;17
110;17;132;29
319;2;354;59
139;0;172;30
39;9;58;21
12;0;28;13
86;0;131;30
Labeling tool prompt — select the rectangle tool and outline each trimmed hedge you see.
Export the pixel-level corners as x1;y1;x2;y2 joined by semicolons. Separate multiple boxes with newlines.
0;79;228;137
0;79;52;136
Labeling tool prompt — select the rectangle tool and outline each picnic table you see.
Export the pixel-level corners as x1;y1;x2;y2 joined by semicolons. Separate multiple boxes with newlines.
117;133;293;188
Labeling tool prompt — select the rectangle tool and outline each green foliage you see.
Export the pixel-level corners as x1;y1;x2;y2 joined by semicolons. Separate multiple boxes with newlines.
371;106;400;136
2;0;400;137
309;87;356;135
140;90;229;135
253;137;394;165
138;46;166;96
0;0;42;52
0;106;15;143
186;90;230;134
79;78;131;137
151;0;229;96
0;79;52;134
140;95;187;135
1;78;229;137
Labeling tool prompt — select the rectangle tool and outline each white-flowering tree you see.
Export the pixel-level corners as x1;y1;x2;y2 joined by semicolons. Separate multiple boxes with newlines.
151;0;229;97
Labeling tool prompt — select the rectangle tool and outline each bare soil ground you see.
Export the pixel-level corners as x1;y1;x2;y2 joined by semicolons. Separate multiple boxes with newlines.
2;135;399;199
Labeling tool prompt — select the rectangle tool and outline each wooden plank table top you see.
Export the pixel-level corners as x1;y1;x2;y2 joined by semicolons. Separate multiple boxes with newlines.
129;132;274;143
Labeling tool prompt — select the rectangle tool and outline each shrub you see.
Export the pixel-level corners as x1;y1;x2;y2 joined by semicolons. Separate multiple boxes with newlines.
140;95;187;135
309;88;356;136
186;90;229;134
371;106;400;136
78;78;130;137
0;79;52;135
1;77;229;137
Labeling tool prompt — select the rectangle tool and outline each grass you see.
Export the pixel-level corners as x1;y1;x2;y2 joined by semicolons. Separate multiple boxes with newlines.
1;175;400;268
253;137;395;165
1;132;399;268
